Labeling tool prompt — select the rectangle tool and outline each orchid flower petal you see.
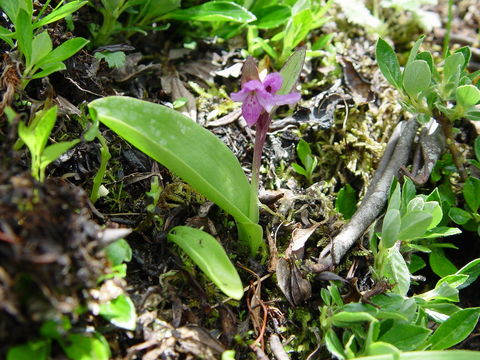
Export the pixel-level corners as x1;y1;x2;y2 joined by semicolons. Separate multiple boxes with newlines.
256;89;277;113
242;93;264;126
230;87;250;102
273;92;301;106
262;72;283;94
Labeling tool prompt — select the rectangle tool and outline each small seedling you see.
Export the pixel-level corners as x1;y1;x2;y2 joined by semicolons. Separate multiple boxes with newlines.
17;106;80;182
292;139;318;185
0;0;89;88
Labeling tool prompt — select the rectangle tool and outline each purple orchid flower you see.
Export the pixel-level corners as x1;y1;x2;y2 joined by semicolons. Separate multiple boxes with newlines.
229;56;303;221
230;72;301;126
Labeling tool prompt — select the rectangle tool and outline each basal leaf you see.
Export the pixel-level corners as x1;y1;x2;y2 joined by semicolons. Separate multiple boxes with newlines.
88;96;251;223
168;226;243;300
89;96;264;253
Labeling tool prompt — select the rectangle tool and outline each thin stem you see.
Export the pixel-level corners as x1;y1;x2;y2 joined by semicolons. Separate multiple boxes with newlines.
442;0;454;58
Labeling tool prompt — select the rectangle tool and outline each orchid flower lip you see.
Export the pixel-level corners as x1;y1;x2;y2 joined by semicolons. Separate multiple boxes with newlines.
230;71;300;127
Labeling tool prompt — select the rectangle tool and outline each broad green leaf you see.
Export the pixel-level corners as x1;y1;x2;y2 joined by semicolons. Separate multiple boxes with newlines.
454;46;471;70
16;9;33;67
30;32;53;68
60;333;111;360
381;209;401;248
34;1;88;28
406;35;425;67
99;294;137;330
429;248;457;278
422;201;442;229
444;52;464;83
407;197;424;212
385;247;410;295
105;239;132;266
335;184;357;220
36;37;89;68
463;176;480;213
416;51;434;74
31;62;66;79
448;207;472;225
351;350;480;360
7;340;49;360
376;38;402;89
378;323;431;351
429;308;480;350
253;5;291;29
397;210;432;241
403;60;431;99
88;96;254;235
165;2;256;23
456;85;480;109
409;254;426;273
168;226;243;300
278;46;306;95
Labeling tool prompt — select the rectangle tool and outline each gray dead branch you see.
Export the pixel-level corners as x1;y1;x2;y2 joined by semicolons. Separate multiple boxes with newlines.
316;116;420;268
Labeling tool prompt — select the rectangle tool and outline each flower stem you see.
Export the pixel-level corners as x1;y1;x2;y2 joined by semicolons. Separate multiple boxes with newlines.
249;112;270;221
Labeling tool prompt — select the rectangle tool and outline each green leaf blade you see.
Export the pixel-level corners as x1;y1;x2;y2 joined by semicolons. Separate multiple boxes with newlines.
88;96;251;224
376;38;402;89
403;60;431;99
168;226;243;300
429;308;480;350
